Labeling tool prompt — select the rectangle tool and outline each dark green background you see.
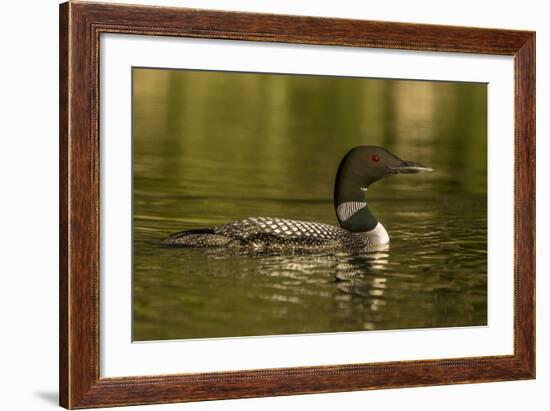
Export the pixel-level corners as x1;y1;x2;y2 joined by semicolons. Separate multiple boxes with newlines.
132;68;487;341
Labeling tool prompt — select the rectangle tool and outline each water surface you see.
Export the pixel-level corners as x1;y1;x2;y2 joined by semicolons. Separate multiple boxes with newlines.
132;68;487;341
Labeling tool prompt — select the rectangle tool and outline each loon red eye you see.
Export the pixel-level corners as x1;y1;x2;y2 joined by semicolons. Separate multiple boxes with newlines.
371;154;380;162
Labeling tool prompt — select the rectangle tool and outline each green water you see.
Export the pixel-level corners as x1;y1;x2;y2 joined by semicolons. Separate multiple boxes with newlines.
132;68;487;341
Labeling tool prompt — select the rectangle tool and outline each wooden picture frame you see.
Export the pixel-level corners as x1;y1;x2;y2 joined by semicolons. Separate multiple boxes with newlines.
59;1;535;408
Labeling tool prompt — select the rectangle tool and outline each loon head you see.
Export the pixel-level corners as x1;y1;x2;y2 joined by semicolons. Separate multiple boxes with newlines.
336;146;433;188
334;146;433;232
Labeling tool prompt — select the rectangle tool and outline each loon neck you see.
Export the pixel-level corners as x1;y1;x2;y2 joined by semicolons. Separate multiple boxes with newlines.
336;201;378;232
334;179;378;232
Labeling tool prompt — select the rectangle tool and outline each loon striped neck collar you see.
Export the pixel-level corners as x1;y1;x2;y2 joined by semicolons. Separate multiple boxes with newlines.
335;199;378;233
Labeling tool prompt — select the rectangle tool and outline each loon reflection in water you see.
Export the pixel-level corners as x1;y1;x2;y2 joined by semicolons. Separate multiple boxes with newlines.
162;146;433;252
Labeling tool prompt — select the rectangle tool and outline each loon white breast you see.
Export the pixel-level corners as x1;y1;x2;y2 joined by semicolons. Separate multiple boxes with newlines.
162;146;432;252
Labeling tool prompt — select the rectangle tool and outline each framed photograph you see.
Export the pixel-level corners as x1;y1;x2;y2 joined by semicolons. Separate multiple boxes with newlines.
59;1;535;408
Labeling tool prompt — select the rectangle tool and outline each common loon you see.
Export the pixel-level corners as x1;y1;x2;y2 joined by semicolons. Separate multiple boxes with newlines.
162;146;432;252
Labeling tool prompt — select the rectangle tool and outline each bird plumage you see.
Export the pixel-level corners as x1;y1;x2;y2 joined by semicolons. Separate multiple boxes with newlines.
161;146;431;252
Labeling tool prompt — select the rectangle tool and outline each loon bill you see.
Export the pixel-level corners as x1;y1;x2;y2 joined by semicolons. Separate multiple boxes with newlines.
162;146;433;252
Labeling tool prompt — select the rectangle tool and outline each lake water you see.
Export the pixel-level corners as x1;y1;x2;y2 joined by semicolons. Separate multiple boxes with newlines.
132;68;487;341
